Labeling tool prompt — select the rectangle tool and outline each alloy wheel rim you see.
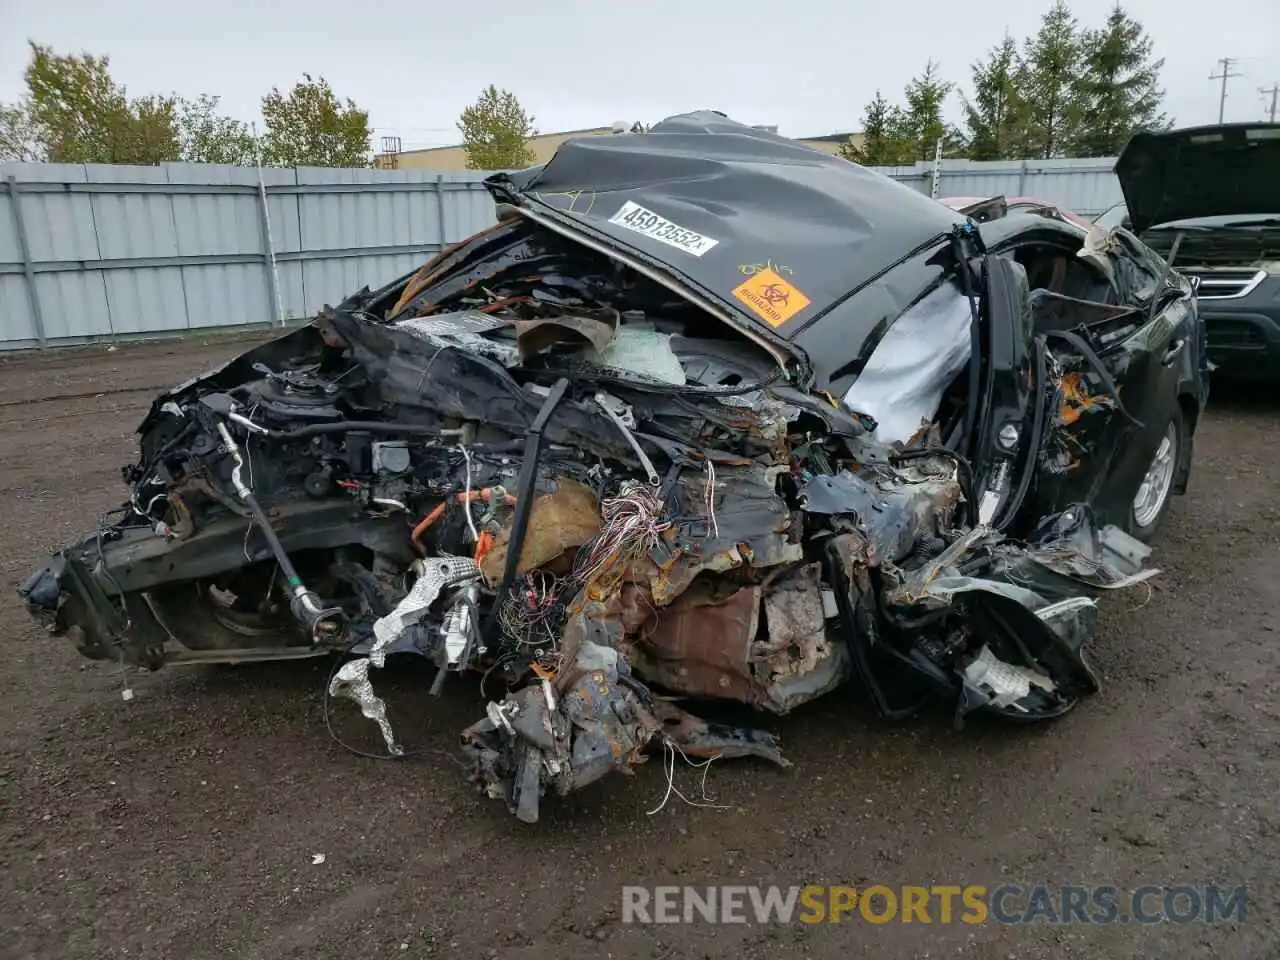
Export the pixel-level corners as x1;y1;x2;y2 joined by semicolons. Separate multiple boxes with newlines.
1132;423;1178;528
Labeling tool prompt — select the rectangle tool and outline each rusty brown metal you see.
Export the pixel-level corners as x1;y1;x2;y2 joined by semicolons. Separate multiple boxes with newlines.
389;222;508;317
630;581;763;704
480;479;602;585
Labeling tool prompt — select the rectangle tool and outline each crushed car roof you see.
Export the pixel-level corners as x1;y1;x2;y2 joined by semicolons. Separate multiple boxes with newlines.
487;111;966;341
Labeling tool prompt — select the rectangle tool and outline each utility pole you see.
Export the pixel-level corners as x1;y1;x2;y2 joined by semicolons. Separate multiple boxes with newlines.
1210;57;1243;124
1262;83;1279;123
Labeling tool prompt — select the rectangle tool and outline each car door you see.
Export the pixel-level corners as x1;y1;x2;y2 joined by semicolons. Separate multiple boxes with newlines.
1086;284;1198;534
986;228;1196;535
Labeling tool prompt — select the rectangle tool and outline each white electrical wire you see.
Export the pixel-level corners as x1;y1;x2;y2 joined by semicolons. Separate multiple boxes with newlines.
574;480;670;586
704;460;719;539
458;443;479;543
646;738;729;816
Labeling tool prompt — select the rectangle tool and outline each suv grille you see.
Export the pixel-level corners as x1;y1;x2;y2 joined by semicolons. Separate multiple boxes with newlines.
1178;267;1267;300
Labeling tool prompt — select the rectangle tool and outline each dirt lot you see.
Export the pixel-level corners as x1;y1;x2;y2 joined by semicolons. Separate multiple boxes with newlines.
1;336;1277;960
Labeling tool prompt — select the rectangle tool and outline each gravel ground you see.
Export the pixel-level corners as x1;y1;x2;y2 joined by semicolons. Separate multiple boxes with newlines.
1;337;1277;960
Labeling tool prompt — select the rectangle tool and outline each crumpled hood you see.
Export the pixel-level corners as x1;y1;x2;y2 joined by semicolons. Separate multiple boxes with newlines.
1115;123;1280;233
485;111;964;344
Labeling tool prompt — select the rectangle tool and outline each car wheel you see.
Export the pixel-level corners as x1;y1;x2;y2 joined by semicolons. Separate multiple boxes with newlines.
1127;406;1185;543
145;579;302;651
980;695;1079;723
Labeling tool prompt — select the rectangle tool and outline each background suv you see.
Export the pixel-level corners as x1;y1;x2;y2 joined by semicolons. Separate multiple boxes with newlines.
1099;123;1280;380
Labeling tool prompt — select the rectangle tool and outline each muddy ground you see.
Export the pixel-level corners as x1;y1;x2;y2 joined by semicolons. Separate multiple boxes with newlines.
0;336;1277;960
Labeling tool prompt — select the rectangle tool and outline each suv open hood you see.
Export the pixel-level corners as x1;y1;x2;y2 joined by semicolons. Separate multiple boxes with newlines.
1115;123;1280;234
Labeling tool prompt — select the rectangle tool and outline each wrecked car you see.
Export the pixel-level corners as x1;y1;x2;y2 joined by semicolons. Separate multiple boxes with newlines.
1093;122;1280;380
20;113;1208;822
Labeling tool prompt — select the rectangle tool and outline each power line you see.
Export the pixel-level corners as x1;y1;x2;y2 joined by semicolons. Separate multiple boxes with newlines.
1262;83;1279;123
1209;57;1244;124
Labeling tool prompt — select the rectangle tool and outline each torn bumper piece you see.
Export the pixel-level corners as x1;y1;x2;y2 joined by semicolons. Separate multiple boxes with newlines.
460;636;788;823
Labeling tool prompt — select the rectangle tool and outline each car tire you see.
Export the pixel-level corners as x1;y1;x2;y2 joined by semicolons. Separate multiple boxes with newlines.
1126;405;1187;543
981;695;1079;723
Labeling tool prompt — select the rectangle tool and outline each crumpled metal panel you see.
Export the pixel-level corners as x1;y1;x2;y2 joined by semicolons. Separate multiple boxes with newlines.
799;467;962;565
756;563;850;713
370;555;478;667
629;582;762;705
759;563;829;679
479;479;601;586
328;657;402;756
516;313;617;358
649;463;801;605
624;563;848;715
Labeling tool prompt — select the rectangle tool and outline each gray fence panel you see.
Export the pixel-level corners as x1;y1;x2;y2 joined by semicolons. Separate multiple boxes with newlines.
164;163;274;330
0;180;21;265
0;276;34;345
867;165;929;194
1;156;1130;350
0;179;35;345
1016;161;1124;216
0;162;499;350
89;165;178;335
866;157;1125;216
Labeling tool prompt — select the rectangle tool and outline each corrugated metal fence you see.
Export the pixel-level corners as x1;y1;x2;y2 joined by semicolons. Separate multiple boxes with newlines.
0;156;1125;350
869;156;1125;215
0;163;496;350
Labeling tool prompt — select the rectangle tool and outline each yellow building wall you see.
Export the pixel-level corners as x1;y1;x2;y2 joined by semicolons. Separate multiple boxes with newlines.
796;134;867;156
379;128;615;171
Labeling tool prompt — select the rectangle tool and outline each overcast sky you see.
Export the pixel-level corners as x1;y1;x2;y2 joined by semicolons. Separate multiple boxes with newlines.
2;0;1277;150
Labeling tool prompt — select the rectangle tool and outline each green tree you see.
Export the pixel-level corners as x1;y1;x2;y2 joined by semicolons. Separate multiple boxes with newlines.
1020;2;1084;158
1069;5;1169;156
963;34;1029;160
0;98;43;161
176;94;258;165
457;85;536;170
894;61;964;161
839;90;908;165
23;42;179;164
260;74;371;167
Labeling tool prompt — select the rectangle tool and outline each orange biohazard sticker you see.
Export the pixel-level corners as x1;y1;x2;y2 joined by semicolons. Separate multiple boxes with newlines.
731;268;811;328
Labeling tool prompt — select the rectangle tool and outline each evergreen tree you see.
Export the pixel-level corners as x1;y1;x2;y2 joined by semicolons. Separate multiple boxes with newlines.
1021;2;1084;158
1069;4;1169;156
839;90;906;165
897;61;963;161
963;34;1029;160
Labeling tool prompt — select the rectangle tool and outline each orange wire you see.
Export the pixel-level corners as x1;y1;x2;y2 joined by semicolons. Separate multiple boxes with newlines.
473;530;496;566
411;487;516;553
